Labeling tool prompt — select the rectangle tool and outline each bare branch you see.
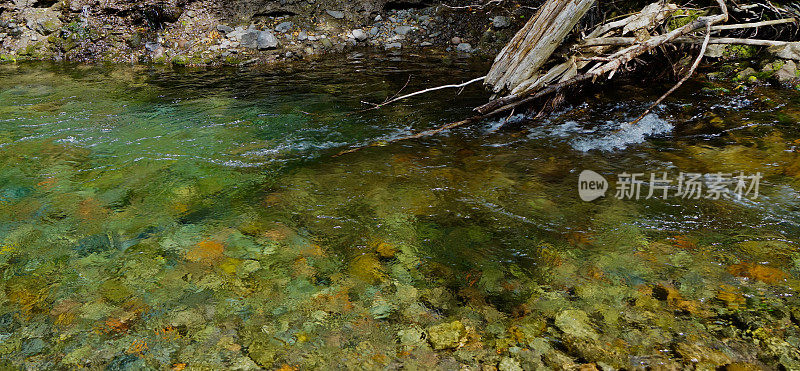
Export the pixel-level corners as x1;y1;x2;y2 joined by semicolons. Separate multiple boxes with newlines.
628;23;713;126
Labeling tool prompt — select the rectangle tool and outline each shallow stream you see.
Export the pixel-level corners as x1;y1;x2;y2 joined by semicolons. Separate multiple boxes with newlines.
1;55;799;369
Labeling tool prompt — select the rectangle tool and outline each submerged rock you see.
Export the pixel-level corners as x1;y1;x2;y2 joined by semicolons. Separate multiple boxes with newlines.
675;342;732;368
426;320;466;350
398;327;427;347
555;309;599;340
499;356;523;371
727;262;788;284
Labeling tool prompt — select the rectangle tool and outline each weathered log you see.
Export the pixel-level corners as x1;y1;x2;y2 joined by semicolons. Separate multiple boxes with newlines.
484;0;596;94
475;0;728;115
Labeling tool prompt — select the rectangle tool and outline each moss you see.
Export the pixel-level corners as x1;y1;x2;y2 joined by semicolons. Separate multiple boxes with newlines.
667;9;706;31
171;55;188;65
152;55;168;64
48;34;79;52
224;55;243;65
0;54;16;63
723;44;759;59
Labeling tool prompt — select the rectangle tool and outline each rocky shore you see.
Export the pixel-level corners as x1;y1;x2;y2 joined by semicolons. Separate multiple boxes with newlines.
0;0;528;65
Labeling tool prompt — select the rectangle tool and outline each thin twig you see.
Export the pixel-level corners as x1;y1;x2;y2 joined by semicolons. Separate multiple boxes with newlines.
710;17;796;30
441;0;504;10
361;76;486;111
628;22;713;126
361;75;412;107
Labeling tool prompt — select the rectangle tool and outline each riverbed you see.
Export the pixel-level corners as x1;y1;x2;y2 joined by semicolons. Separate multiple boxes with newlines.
1;55;799;369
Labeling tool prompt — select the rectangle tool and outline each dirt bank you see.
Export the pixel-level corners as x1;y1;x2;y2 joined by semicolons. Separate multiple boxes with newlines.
0;0;535;65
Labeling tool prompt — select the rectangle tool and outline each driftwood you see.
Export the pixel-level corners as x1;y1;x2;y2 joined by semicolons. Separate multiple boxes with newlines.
339;0;796;156
484;0;596;95
476;0;729;115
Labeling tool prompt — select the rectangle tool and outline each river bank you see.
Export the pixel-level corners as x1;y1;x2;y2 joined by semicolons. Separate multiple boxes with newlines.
1;0;798;93
0;0;529;65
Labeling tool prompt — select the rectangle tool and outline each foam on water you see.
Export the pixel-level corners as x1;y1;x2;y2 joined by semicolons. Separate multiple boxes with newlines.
522;113;673;151
569;114;673;151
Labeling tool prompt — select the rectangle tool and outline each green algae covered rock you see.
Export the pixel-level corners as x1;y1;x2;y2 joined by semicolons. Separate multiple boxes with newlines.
555;309;598;340
499;356;523;371
426;320;466;350
675;342;732;369
398;326;427;348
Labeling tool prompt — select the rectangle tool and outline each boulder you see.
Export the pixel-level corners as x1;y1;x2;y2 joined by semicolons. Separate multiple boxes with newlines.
257;30;278;49
768;42;800;61
240;30;259;48
275;21;293;33
456;42;473;52
775;60;798;83
216;24;233;34
394;25;414;35
351;29;368;42
24;8;62;35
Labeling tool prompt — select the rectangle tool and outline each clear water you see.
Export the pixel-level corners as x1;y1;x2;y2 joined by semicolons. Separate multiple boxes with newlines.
1;56;799;370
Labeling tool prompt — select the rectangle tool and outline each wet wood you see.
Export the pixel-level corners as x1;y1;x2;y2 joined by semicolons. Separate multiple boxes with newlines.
484;0;596;94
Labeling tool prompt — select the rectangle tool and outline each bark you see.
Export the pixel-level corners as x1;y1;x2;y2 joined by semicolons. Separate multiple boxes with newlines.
484;0;596;95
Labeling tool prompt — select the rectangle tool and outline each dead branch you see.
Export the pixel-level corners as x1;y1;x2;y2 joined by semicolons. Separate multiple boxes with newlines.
441;0;505;10
675;37;794;47
710;17;796;30
628;23;713;125
361;76;486;111
582;36;794;47
476;0;728;115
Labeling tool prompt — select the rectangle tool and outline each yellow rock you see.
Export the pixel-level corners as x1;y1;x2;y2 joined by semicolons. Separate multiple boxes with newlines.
349;253;386;284
375;241;397;258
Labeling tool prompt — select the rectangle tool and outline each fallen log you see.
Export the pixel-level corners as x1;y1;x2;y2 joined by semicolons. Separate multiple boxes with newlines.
484;0;596;94
475;0;728;115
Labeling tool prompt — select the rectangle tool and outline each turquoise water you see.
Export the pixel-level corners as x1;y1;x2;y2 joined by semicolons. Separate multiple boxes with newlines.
1;56;800;369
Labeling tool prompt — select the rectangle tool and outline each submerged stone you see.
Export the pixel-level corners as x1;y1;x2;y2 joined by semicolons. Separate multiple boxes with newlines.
20;338;45;356
555;309;598;340
75;234;114;255
727;262;788;284
499;356;523;371
675;342;732;368
398;327;427;347
426;320;466;350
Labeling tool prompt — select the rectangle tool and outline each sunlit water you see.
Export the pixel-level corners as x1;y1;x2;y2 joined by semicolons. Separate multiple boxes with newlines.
1;56;800;369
